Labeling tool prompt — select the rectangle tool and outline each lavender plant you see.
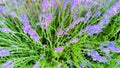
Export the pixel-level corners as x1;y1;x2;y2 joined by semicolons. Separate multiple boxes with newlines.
0;0;120;68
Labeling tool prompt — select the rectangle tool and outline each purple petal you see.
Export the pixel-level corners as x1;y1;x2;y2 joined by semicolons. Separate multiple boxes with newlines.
55;46;64;52
0;48;10;57
33;61;40;68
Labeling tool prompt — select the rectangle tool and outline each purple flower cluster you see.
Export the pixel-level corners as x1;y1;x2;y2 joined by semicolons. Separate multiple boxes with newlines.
0;48;10;57
51;0;58;9
0;6;6;11
20;13;40;42
100;42;120;53
83;24;103;36
33;61;40;68
79;63;83;68
87;50;107;62
0;28;11;33
92;11;101;18
85;61;90;67
99;0;120;26
1;60;14;68
55;46;64;52
41;0;51;12
71;0;81;9
57;29;63;35
44;13;53;29
72;38;79;43
36;13;52;30
83;0;120;36
84;10;91;23
65;17;84;34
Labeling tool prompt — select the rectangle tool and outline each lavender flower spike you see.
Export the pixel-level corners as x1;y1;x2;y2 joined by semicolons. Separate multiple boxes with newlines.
0;28;11;33
0;48;10;57
87;50;107;62
72;38;79;43
65;17;84;34
85;10;91;23
84;24;103;36
0;6;6;11
20;13;40;42
44;13;53;30
92;11;101;18
57;29;63;35
55;46;64;52
41;0;51;12
99;0;120;25
33;61;40;68
71;0;81;10
1;60;14;68
83;0;120;36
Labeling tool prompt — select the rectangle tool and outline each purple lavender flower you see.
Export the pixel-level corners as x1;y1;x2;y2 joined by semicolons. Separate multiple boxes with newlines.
65;17;84;33
41;0;51;12
10;11;17;17
0;6;6;11
105;42;120;53
100;47;110;58
100;0;120;25
84;24;103;36
85;10;91;22
39;14;43;21
106;42;116;48
36;13;52;30
87;50;107;62
100;44;110;55
28;29;40;42
79;63;83;68
62;0;71;9
20;13;40;42
87;50;99;56
33;61;40;68
22;25;31;34
71;0;81;10
1;60;14;68
20;13;29;24
0;28;11;33
92;11;101;18
85;61;90;67
51;0;58;9
83;0;120;36
57;29;63;35
98;56;107;62
72;38;79;43
0;48;10;57
55;46;64;52
73;12;77;20
43;13;52;29
80;0;95;9
110;47;120;53
100;42;120;54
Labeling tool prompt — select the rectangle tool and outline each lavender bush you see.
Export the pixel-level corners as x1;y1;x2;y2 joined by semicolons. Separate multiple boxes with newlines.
0;0;120;68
